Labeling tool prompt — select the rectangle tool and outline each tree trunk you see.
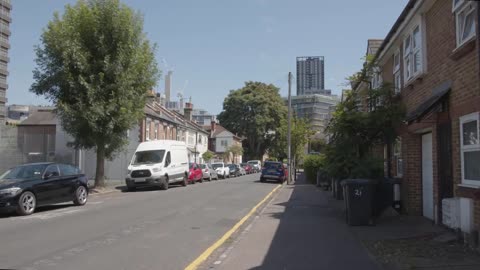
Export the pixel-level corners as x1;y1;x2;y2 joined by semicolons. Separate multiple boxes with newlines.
95;144;106;188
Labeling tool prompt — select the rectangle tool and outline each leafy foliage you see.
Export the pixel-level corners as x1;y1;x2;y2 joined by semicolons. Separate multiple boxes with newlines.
202;151;214;163
218;82;287;160
227;144;244;162
303;154;325;184
325;79;405;180
31;0;159;186
270;117;314;164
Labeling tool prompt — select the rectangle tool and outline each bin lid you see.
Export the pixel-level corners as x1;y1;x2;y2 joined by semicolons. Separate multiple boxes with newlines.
340;179;376;186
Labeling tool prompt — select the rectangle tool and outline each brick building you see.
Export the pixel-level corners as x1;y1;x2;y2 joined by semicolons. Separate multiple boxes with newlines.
353;0;480;241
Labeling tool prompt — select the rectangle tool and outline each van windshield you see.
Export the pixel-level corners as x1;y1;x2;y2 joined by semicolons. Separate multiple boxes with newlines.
132;150;165;165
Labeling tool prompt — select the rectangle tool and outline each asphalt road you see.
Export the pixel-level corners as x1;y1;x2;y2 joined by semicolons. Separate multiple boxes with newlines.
0;173;278;270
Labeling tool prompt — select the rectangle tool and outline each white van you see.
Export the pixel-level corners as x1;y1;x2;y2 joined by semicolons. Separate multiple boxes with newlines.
125;140;189;191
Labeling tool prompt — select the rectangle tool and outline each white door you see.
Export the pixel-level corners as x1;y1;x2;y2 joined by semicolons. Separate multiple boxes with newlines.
422;133;434;220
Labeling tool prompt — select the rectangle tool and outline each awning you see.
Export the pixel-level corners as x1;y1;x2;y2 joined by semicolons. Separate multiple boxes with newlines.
405;80;451;124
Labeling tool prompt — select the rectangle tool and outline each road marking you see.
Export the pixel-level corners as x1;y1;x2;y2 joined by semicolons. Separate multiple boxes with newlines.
20;208;85;220
184;184;282;270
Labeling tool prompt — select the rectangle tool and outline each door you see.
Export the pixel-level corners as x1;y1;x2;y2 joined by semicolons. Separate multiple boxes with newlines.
58;164;81;202
35;164;62;204
422;133;434;220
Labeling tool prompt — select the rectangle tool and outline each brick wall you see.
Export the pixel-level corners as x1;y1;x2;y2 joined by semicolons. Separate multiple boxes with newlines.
376;0;480;228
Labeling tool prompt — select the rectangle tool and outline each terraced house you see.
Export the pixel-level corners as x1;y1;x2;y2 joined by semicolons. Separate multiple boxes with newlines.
353;0;480;244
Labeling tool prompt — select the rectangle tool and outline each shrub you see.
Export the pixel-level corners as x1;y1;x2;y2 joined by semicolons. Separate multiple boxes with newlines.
303;154;325;184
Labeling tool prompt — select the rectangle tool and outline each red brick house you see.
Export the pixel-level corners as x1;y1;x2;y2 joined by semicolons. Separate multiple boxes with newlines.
354;0;480;240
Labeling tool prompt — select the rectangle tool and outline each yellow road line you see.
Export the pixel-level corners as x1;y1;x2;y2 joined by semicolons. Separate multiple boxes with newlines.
184;184;282;270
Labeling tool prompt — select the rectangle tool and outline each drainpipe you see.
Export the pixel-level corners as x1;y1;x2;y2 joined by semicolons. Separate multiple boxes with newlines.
478;1;480;79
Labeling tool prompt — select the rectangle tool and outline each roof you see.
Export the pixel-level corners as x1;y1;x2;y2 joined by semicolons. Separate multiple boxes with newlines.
18;110;56;126
203;124;242;141
405;81;452;124
144;104;178;124
374;0;417;60
367;39;384;56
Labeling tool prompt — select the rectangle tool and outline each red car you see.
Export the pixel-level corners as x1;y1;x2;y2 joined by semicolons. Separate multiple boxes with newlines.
240;163;253;174
189;163;203;184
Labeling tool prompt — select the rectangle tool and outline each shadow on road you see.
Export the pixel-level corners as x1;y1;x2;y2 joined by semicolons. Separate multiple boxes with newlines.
0;203;75;219
253;180;282;185
245;173;379;270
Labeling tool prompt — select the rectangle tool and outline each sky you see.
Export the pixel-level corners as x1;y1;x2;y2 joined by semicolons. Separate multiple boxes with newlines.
7;0;409;115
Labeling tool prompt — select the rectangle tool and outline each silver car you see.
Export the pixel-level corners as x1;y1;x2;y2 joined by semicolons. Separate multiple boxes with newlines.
201;164;218;181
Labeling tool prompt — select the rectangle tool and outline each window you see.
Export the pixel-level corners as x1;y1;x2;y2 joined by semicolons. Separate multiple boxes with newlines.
154;123;159;140
371;69;382;90
0;47;7;57
221;140;228;147
145;121;150;141
59;164;80;176
393;138;403;177
165;152;171;167
403;24;423;82
460;113;480;186
44;165;60;178
453;0;476;47
393;50;402;94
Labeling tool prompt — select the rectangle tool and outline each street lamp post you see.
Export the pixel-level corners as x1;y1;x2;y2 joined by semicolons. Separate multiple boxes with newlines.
287;72;293;185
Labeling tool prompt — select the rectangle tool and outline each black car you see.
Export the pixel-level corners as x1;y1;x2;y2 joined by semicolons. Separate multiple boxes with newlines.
227;164;241;177
0;162;89;216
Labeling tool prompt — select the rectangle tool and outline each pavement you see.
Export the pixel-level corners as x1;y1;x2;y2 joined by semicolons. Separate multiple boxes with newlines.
0;173;277;270
204;174;380;270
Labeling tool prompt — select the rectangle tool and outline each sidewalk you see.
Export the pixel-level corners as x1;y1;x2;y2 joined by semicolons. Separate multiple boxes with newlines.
211;175;380;270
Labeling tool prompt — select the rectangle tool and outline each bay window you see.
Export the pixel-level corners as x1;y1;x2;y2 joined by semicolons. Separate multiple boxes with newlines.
403;24;423;83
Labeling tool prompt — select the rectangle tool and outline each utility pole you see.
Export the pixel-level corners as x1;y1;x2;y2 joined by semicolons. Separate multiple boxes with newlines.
287;72;293;185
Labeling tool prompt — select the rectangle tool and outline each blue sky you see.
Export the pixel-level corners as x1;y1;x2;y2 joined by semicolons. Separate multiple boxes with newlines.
7;0;408;114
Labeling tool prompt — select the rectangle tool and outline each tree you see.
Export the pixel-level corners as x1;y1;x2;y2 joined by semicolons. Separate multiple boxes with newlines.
270;117;314;165
218;82;287;160
202;151;214;163
309;138;326;153
31;0;159;187
228;144;244;163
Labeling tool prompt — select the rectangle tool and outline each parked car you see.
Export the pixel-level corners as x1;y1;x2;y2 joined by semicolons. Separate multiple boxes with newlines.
260;161;286;183
0;162;88;216
126;140;189;191
189;163;203;184
238;165;247;176
240;163;253;174
200;164;218;181
211;162;230;179
248;160;262;173
228;164;241;177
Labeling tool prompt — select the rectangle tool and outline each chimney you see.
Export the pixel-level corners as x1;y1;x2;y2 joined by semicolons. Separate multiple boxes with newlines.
211;116;216;133
165;71;173;102
184;102;193;121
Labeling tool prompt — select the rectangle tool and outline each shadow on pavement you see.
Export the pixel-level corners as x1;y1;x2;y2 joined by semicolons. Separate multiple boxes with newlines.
246;173;380;270
253;180;282;185
0;203;75;219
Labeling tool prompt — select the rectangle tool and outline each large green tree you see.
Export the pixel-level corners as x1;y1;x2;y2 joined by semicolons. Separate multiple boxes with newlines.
270;117;314;164
31;0;159;187
218;82;287;160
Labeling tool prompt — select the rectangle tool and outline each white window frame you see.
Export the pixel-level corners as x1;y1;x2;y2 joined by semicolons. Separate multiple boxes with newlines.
393;137;403;178
145;121;150;141
403;22;423;83
453;0;476;47
154;123;159;140
460;112;480;186
393;49;402;94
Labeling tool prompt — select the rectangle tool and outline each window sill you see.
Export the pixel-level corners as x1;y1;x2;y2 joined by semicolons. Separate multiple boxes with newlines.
458;183;480;189
457;183;480;200
450;38;476;61
404;73;425;89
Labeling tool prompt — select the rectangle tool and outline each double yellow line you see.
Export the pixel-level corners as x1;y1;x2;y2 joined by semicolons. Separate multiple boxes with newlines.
184;184;282;270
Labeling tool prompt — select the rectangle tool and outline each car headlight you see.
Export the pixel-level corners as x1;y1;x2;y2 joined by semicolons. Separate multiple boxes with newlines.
152;168;161;173
127;170;132;175
0;187;22;196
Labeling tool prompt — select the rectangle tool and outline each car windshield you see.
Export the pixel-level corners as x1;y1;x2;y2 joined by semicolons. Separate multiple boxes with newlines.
240;163;248;167
228;164;236;169
0;164;49;180
248;161;258;165
189;163;196;169
132;150;165;165
211;164;223;169
200;164;207;169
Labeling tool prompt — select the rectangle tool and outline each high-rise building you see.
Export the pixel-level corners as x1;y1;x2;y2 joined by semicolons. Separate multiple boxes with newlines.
165;71;173;102
296;56;325;96
0;0;11;124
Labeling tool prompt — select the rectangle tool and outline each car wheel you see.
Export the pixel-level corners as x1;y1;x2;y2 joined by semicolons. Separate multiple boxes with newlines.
199;177;203;183
223;173;226;179
209;175;212;181
260;177;266;183
127;186;136;192
16;191;36;216
181;175;187;187
160;177;169;190
73;185;88;206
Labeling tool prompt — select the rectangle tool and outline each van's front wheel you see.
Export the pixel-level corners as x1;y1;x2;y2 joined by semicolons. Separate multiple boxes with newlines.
181;175;187;187
160;176;169;190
